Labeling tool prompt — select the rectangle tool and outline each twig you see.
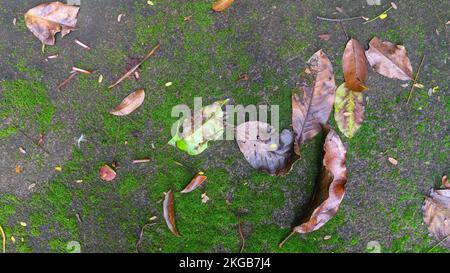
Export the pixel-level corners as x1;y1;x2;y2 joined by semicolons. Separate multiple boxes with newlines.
0;224;6;253
407;55;425;104
427;235;450;253
109;44;161;89
135;222;156;253
58;72;78;89
316;16;364;22
237;216;245;253
339;21;349;40
279;230;296;248
16;127;50;155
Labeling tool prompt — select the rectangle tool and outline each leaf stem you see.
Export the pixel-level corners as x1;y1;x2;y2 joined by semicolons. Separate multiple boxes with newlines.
278;230;296;248
363;6;393;24
0;224;5;253
407;55;425;104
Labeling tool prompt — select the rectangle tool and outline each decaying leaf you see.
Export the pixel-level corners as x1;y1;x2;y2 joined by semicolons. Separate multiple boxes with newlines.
168;99;228;155
110;89;145;116
422;180;450;248
334;83;365;138
292;50;336;153
343;38;368;92
212;0;234;12
236;121;299;176
388;157;398;165
201;192;210;204
163;190;180;236
24;2;80;45
99;164;116;181
181;172;207;193
365;37;413;81
280;127;347;247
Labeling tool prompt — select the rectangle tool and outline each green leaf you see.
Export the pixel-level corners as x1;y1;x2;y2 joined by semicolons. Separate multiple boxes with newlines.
168;99;229;155
334;83;365;138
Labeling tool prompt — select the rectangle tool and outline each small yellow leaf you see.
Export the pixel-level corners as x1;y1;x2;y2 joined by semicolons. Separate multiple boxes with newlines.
379;13;388;20
10;236;16;244
20;222;27;227
147;0;154;5
413;83;424;89
165;82;173;87
55;166;63;172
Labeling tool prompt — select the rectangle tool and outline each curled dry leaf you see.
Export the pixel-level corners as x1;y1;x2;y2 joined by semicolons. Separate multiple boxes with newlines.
236;121;299;176
168;99;228;155
163;190;180;236
99;164;116;181
181;172;207;193
365;37;413;81
422;180;450;248
24;2;80;45
318;34;331;41
212;0;235;12
343;38;368;92
334;83;365;138
292;49;336;153
110;89;145;116
280;127;347;247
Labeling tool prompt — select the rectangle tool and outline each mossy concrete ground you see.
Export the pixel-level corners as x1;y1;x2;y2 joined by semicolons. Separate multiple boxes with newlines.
0;0;448;252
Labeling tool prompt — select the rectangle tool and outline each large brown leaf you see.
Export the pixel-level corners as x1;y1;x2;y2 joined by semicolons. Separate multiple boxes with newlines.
365;37;413;81
292;50;336;153
236;121;299;176
343;38;368;92
422;179;450;248
110;89;145;116
334;83;365;138
24;2;79;45
280;127;347;247
163;190;180;236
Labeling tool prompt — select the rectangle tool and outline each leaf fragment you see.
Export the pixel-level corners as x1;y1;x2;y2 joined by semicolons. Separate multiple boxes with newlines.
110;89;145;116
388;157;398;165
236;121;299;176
24;2;80;45
163;190;180;236
280;127;347;247
343;38;368;92
365;37;413;81
212;0;235;12
334;83;365;138
99;164;116;181
292;50;336;152
181;172;207;193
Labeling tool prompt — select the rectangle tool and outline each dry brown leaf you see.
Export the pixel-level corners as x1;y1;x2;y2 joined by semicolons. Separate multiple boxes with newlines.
280;127;347;247
24;2;79;45
181;172;207;193
110;89;145;116
443;175;449;188
15;165;22;174
292;50;336;152
365;37;413;81
212;0;235;12
163;190;180;236
236;121;299;176
343;38;368;92
422;180;450;248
